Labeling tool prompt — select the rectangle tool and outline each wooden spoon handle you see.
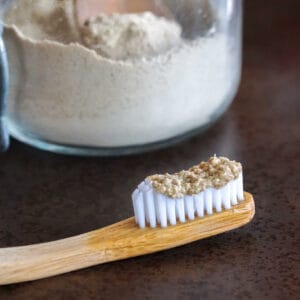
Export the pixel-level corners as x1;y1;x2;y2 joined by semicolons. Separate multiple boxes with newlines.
75;0;174;25
0;192;254;285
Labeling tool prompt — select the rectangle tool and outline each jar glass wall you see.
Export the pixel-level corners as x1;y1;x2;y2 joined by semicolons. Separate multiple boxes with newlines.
3;0;242;155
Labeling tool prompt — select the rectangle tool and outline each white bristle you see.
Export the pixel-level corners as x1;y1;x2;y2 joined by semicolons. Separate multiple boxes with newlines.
222;184;231;210
185;196;195;220
230;180;238;205
204;189;213;215
167;198;176;225
132;191;146;228
143;192;150;224
132;190;139;223
157;194;167;228
154;192;160;224
237;173;244;201
194;192;204;217
214;189;222;212
145;190;156;228
132;172;244;228
176;198;185;223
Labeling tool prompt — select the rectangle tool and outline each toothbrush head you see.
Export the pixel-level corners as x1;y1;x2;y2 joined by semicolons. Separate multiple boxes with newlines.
132;156;244;228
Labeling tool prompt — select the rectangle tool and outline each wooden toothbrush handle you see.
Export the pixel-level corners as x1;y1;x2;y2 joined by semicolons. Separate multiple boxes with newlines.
0;217;139;285
0;192;254;285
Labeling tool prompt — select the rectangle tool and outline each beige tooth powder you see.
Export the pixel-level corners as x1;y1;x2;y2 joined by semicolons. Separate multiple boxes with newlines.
148;156;242;199
4;0;240;148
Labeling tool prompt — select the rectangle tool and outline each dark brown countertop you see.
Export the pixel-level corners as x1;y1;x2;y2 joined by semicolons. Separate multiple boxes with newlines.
0;0;299;299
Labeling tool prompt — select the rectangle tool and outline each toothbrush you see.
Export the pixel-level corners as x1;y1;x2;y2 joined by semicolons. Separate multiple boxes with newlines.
0;156;255;285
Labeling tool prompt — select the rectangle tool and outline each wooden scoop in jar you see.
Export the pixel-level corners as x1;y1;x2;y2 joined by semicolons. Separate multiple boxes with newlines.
75;0;174;25
72;0;216;40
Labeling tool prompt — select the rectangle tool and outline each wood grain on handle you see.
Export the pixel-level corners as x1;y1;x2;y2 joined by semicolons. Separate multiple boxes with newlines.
0;192;254;285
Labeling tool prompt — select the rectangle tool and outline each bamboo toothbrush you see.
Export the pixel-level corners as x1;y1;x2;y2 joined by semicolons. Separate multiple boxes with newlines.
0;156;255;285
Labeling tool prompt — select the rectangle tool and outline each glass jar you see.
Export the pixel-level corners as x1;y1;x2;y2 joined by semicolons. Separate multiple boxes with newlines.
1;0;242;155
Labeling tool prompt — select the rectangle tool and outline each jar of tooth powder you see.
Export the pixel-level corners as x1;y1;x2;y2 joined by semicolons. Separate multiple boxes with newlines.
2;0;242;155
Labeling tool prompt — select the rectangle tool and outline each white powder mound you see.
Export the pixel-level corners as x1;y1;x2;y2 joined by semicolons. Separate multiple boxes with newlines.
3;1;241;148
4;0;80;43
81;12;182;60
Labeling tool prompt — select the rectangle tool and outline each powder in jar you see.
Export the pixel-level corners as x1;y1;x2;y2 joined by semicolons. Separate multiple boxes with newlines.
81;12;182;60
4;0;240;148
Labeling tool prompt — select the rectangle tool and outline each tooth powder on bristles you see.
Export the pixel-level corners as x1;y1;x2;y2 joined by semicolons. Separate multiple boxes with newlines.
132;156;244;228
